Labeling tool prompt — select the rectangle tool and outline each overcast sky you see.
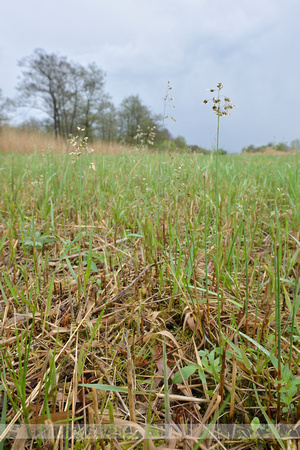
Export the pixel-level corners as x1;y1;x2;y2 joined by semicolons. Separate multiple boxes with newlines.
1;0;299;152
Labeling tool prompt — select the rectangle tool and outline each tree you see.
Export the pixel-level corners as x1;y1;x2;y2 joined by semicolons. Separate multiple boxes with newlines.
117;95;158;143
290;139;300;150
273;142;290;152
17;49;70;138
174;135;186;149
76;63;107;139
95;100;118;141
0;89;11;127
16;49;107;139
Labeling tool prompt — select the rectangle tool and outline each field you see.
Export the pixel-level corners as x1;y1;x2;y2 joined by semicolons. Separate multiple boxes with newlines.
0;148;299;449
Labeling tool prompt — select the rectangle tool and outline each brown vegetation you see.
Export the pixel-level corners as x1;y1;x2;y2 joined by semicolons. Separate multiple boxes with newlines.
0;126;126;154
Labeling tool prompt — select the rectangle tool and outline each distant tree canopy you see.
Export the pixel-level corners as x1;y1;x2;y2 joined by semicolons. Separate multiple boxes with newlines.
8;48;300;153
242;142;293;153
118;95;160;144
0;88;10;127
174;135;186;149
16;49;107;139
290;139;300;150
15;49;167;144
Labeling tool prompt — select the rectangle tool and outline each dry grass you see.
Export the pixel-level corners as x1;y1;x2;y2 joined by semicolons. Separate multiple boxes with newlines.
245;147;299;156
0;126;61;154
0;126;126;154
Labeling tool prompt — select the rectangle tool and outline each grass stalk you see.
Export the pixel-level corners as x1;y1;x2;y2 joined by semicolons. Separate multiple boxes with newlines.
163;337;171;445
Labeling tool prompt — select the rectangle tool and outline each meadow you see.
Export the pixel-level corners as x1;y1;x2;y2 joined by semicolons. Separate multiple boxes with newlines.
0;147;299;449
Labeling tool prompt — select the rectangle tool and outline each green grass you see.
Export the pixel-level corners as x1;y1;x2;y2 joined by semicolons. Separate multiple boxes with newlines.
0;150;299;449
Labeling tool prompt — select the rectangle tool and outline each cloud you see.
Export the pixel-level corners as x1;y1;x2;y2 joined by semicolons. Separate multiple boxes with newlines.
0;0;299;151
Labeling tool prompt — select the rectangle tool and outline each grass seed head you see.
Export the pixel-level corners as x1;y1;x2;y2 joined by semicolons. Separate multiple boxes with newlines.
203;83;237;117
69;127;94;163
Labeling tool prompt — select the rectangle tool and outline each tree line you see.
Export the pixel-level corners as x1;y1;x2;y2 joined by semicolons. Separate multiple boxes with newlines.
2;49;299;152
242;141;300;153
0;48;175;146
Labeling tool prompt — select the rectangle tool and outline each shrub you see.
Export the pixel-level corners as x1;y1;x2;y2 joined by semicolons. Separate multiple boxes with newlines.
159;140;177;152
273;142;290;152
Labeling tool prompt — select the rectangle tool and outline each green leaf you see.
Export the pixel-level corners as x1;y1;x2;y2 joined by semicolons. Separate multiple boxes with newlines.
79;383;145;395
251;417;260;433
240;347;252;371
281;363;291;383
90;261;97;272
172;364;200;384
65;256;78;284
286;377;300;389
197;366;207;386
233;328;279;370
80;384;128;393
0;280;7;306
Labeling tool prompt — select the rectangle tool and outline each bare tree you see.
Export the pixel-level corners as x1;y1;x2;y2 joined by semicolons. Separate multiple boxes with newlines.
16;49;107;139
78;63;107;138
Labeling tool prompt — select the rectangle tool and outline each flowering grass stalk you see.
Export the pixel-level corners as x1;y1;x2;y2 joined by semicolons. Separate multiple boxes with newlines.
203;83;236;210
69;127;94;164
162;80;177;130
203;83;236;345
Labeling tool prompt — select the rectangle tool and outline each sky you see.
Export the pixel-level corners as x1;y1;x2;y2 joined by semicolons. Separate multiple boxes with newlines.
0;0;299;153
